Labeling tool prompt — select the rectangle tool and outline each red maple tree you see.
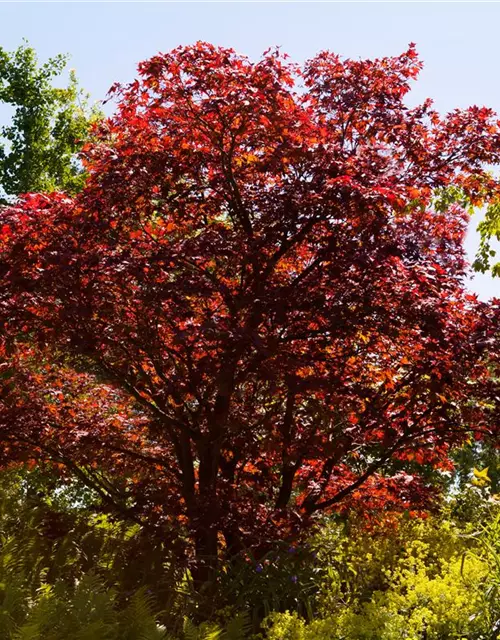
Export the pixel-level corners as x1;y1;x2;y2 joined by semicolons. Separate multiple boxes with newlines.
1;43;499;571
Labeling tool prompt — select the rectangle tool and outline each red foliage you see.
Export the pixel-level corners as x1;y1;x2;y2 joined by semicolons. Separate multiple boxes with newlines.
1;43;500;562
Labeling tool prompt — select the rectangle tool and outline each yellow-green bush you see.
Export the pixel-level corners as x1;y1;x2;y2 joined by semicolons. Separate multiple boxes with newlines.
265;556;489;639
310;514;471;612
264;515;493;640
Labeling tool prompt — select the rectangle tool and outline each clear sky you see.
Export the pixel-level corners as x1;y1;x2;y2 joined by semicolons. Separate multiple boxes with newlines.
1;1;499;299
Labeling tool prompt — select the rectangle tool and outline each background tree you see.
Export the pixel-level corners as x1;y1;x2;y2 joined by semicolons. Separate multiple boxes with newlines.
1;43;500;580
0;42;100;201
474;201;500;277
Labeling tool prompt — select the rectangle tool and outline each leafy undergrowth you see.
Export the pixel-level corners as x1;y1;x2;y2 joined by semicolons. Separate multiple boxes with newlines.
1;469;499;640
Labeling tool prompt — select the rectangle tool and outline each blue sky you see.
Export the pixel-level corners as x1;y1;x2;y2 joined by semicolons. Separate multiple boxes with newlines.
1;1;499;299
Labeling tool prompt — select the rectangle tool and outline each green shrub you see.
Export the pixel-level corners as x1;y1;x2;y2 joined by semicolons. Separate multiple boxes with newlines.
264;514;494;640
461;507;500;637
0;571;168;640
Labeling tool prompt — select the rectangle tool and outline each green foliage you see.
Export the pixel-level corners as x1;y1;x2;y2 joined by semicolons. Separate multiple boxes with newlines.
182;614;250;640
264;511;499;640
433;185;475;215
0;467;256;638
474;201;500;277
310;514;471;614
1;467;500;639
0;467;189;634
452;443;500;496
462;508;500;636
0;471;173;638
207;544;318;628
0;41;100;199
432;184;500;279
0;573;169;640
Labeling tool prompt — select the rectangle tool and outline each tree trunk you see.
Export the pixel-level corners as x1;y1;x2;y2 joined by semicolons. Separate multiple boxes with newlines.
192;525;219;587
191;440;221;589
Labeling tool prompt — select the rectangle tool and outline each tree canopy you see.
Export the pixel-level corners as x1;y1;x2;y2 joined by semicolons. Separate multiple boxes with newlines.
0;42;99;201
0;42;499;572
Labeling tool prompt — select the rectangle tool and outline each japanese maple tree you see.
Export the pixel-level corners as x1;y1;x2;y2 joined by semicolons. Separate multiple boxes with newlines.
1;43;500;572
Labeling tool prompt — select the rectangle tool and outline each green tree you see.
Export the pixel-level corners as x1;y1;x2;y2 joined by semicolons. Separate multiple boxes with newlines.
474;202;500;277
0;42;100;201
